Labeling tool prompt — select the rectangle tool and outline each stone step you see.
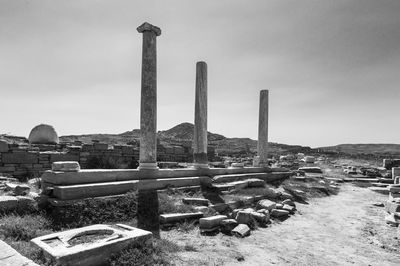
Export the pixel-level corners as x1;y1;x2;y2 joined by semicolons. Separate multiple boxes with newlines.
213;172;291;183
53;176;211;200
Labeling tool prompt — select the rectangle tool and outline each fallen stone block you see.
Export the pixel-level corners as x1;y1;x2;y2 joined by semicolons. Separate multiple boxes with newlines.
256;199;276;211
210;203;229;213
52;161;81;172
235;210;253;225
0;196;18;212
231;209;243;219
372;202;384;207
282;204;295;213
5;182;30;196
199;215;227;231
227;200;243;210
250;212;268;223
241;196;254;206
159;212;204;224
182;198;209;206
247;178;265;187
385;214;399;227
385;201;400;213
270;209;290;218
282;199;296;207
31;224;152;266
220;219;238;235
232;224;251;238
280;191;294;200
275;203;283;209
17;196;37;210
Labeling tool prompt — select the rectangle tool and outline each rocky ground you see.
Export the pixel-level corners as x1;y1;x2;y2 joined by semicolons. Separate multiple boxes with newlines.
163;182;400;265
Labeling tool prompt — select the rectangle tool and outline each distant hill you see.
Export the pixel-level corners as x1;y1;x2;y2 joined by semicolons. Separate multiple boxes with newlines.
58;122;312;156
158;122;225;142
318;144;400;156
4;124;398;157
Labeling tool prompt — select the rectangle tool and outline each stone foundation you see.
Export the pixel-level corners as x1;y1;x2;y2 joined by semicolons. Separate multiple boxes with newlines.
0;140;212;180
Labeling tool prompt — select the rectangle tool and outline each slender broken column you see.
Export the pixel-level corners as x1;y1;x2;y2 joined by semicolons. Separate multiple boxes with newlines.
136;22;161;237
257;90;269;167
193;61;209;168
137;22;161;170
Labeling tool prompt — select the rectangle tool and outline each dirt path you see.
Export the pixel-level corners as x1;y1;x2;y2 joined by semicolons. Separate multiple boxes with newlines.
164;183;400;265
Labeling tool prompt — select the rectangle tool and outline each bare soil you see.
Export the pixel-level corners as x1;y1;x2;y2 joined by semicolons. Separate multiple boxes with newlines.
163;183;400;265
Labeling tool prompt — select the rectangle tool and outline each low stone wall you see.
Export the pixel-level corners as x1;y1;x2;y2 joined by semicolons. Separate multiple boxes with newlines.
0;140;215;180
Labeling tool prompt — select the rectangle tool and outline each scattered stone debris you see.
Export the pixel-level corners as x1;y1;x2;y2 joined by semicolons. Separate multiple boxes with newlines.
199;215;227;232
220;219;238;235
372;202;384;207
232;224;251;238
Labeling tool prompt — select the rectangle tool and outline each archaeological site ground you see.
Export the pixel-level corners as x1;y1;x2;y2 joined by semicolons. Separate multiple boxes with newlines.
1;7;400;266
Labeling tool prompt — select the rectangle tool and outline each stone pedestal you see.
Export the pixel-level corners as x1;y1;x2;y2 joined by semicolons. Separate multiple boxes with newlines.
137;22;161;171
137;189;160;237
193;61;209;169
257;90;269;167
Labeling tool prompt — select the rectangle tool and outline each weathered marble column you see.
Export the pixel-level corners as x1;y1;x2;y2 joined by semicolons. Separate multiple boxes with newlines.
137;22;161;170
257;90;269;167
136;22;161;237
193;61;209;168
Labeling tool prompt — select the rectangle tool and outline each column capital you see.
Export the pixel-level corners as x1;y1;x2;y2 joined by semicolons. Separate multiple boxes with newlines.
137;22;161;36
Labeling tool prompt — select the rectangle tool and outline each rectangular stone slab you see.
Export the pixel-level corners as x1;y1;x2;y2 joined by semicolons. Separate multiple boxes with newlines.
31;224;152;266
52;177;211;200
53;180;139;200
199;215;227;229
41;167;275;186
159;212;204;224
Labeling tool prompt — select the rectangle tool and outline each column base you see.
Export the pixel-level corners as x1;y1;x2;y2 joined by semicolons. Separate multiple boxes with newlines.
138;162;159;170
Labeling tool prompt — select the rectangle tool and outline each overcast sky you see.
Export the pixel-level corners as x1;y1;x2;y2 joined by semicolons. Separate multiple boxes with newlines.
0;0;399;147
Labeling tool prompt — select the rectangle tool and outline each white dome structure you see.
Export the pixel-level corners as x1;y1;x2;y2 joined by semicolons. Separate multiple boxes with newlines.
28;124;59;144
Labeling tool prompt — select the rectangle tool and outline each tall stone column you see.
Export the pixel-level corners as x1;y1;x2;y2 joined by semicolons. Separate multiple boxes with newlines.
257;90;269;167
136;22;161;237
137;22;161;170
193;61;209;168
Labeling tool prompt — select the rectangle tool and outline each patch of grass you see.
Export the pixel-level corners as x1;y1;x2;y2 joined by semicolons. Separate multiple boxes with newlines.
184;243;198;252
0;214;53;241
108;238;180;266
176;220;197;233
49;191;137;229
158;193;196;214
